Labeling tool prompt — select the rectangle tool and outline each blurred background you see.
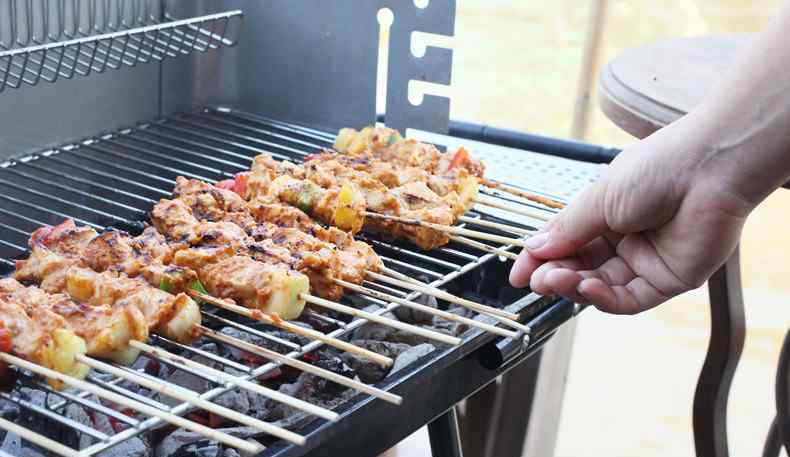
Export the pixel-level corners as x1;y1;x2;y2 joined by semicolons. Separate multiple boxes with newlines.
392;0;790;455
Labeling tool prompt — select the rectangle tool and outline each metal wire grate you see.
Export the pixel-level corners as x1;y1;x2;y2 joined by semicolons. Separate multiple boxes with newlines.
0;107;553;456
0;0;242;91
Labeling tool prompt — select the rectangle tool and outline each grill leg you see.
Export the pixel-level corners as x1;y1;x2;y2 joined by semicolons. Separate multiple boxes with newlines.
693;247;746;457
428;407;464;457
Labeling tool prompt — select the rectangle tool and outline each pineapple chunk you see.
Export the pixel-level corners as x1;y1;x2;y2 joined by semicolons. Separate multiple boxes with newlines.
159;294;201;344
88;307;148;366
264;271;309;320
40;329;90;390
334;128;358;153
457;176;480;211
333;180;365;233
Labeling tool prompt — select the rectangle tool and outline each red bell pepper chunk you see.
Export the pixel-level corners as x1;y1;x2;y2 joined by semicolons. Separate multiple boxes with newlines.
449;147;470;169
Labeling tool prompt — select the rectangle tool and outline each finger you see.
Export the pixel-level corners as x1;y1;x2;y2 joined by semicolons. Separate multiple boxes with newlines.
577;256;636;286
526;184;609;260
542;268;587;303
575;235;620;270
509;249;544;288
578;276;668;314
530;259;585;295
616;233;689;296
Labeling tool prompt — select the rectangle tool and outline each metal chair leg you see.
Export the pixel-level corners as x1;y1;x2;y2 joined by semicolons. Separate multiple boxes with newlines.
428;407;464;457
693;247;746;457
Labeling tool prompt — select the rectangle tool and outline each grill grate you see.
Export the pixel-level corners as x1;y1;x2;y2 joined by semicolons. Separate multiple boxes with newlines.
0;107;554;456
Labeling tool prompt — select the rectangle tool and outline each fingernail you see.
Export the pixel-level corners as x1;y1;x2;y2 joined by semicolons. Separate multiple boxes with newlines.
525;232;549;250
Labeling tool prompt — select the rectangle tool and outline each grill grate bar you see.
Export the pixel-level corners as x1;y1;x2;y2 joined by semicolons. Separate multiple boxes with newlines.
146;122;261;163
118;130;250;171
43;153;170;198
193;112;329;151
0;391;109;441
215;109;337;144
379;256;445;279
3;167;148;216
40;385;141;427
172;116;311;159
204;314;304;352
150;334;251;374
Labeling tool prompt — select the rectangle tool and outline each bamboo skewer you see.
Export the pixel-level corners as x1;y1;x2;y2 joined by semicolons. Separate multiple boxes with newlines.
366;271;527;326
473;196;552;222
379;266;427;286
367;271;531;334
0;416;80;457
0;353;261;454
76;355;306;446
448;235;519;260
128;340;339;421
301;293;461;345
457;215;535;236
335;278;519;339
187;291;393;367
482;181;566;209
361;211;530;248
201;326;402;405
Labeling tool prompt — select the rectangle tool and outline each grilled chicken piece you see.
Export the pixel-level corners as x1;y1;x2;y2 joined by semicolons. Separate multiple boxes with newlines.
0;295;89;389
16;221;201;345
173;245;308;319
0;279;148;365
151;199;310;318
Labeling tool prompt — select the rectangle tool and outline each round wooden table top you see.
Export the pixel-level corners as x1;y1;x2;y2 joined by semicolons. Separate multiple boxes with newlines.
598;34;750;139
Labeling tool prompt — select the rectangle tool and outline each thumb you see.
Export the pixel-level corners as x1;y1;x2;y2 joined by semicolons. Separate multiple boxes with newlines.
526;184;608;260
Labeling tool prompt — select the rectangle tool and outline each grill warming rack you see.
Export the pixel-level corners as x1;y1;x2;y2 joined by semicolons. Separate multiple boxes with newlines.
0;0;242;91
0;107;559;456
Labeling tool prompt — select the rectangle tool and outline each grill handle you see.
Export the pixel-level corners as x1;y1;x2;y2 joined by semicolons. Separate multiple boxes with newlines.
448;120;621;164
478;299;578;370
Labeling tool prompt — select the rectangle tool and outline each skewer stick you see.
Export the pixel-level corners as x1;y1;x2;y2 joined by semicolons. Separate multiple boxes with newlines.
75;355;306;446
0;416;80;457
458;215;535;236
300;293;461;346
366;271;521;322
361;211;530;248
369;273;531;334
379;266;427;286
187;291;393;367
128;341;339;421
0;353;260;454
449;235;519;260
201;326;402;405
473;196;552;222
335;278;519;339
482;181;566;209
367;272;531;333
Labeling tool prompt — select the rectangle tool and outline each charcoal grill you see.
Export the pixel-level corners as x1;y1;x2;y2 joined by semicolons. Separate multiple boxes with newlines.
0;2;597;456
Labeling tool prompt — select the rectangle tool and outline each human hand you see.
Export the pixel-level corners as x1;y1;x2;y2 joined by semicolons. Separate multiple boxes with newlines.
508;121;753;314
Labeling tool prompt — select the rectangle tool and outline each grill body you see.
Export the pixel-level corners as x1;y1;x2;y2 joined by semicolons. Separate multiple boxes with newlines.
0;2;588;456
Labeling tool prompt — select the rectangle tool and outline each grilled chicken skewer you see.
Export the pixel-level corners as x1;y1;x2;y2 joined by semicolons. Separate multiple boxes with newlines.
334;126;565;209
0;278;148;367
14;222;202;363
236;153;463;249
0;295;89;389
174;176;381;300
